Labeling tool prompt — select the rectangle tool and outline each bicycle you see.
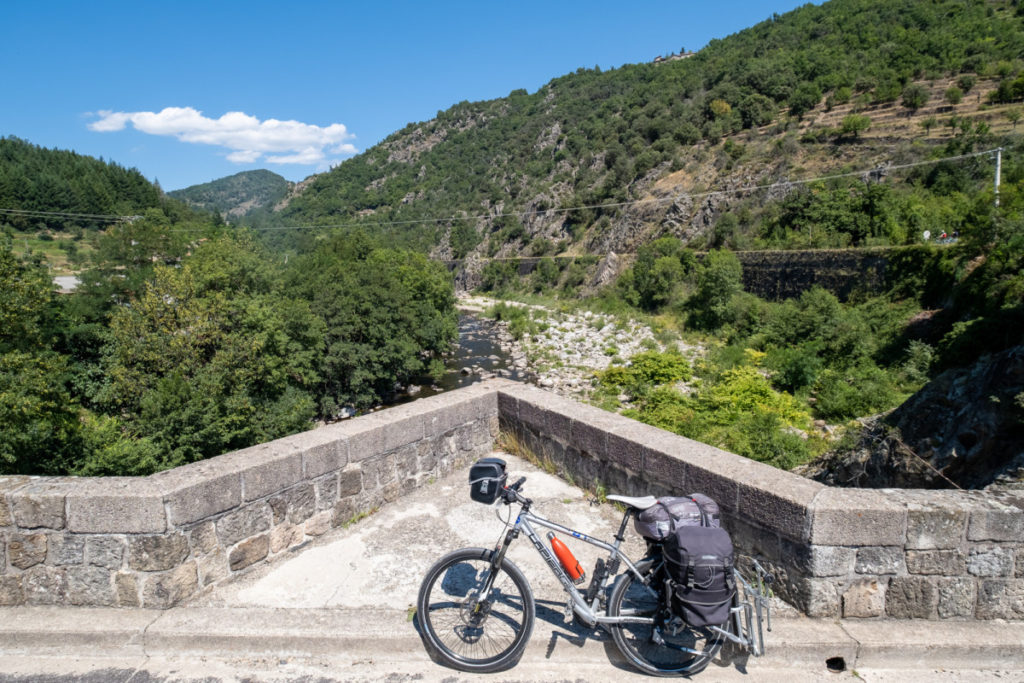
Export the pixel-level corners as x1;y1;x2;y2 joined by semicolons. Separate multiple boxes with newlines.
415;460;772;676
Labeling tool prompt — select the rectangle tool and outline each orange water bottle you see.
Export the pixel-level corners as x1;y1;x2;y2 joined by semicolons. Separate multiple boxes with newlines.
547;532;586;584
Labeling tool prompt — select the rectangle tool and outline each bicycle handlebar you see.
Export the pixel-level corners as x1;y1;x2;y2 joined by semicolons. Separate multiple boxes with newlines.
502;476;528;504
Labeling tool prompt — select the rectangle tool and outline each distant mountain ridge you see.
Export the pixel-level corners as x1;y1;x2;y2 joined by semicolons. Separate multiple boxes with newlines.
169;169;292;219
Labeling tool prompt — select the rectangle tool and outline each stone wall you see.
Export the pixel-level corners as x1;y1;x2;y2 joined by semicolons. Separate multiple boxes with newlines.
0;383;498;609
496;382;1024;620
3;378;1021;619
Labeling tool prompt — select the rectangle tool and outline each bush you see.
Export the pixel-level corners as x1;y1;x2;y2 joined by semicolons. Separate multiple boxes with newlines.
813;363;900;420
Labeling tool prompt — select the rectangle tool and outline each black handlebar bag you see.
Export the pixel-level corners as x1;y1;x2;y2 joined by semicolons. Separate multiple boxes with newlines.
663;525;736;627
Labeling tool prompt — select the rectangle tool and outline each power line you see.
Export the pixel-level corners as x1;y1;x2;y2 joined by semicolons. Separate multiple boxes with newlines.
0;207;140;221
193;146;1001;235
1;147;1002;235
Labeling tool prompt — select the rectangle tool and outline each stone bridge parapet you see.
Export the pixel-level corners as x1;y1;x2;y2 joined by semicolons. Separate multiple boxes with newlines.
2;379;1021;620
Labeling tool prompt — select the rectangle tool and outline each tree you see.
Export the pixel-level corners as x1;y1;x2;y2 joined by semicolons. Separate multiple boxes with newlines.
839;114;871;140
1007;108;1022;130
788;83;822;119
919;116;938;137
902;83;930;113
688;250;743;330
944;86;963;106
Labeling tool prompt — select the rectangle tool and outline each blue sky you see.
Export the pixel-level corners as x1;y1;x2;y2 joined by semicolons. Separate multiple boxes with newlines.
2;1;818;191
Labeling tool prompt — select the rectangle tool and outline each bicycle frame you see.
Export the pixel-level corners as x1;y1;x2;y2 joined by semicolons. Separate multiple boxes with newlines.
482;490;771;655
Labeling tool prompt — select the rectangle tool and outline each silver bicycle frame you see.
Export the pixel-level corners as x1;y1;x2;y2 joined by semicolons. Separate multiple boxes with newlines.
510;508;651;627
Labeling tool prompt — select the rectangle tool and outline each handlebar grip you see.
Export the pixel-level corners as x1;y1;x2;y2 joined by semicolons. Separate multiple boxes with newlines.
509;476;526;491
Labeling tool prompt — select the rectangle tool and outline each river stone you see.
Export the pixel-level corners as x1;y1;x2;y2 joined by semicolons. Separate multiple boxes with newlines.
188;522;218;556
9;533;47;570
270;524;303;554
196;549;229;587
129;533;189;571
67;565;115;606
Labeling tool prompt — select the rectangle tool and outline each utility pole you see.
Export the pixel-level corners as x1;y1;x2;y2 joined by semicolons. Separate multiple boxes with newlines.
994;147;1002;207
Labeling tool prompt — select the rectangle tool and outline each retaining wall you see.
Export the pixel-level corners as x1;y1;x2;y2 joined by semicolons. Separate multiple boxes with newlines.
0;383;497;609
2;379;1022;620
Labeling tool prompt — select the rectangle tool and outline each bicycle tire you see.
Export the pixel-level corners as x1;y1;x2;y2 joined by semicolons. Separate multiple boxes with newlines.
606;560;725;676
416;547;535;673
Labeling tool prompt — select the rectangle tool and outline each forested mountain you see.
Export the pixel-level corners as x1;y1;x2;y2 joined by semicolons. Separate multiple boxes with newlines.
169;169;292;219
0;136;190;231
268;0;1024;257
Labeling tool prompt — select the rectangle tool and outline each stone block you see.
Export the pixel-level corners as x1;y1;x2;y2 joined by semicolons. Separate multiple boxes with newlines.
968;503;1024;543
810;488;907;546
937;577;975;618
196;549;229;587
142;561;198;608
1018;549;1024;578
287;427;348;479
496;391;518;426
305;510;332;537
855;547;904;575
152;459;242;527
0;575;24;606
808;545;856;577
976;579;1024;619
570;415;615;462
363;453;397;490
86;536;125;570
283;484;316;525
348;405;425;458
128;533;189;572
270;524;304;554
905;504;967;550
338;466;363;498
228;534;269;571
802;578;840;617
46;535;84;566
215;505;271;547
842;579;885;618
906;550;966;576
600;423;647;474
967;547;1015;577
187;522;218;556
9;533;47;569
240;447;303;503
314;473;339;511
11;481;67;529
67;565;115;606
66;477;166;534
23;565;66;605
517;396;549;434
736;464;822;543
641;446;687;493
885;576;937;619
115;571;140;607
0;476;30;527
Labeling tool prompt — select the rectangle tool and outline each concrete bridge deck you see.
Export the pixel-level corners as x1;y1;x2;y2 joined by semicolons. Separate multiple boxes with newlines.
2;455;1022;682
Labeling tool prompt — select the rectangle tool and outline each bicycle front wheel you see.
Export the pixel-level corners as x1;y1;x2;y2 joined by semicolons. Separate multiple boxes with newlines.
607;562;724;676
416;547;535;673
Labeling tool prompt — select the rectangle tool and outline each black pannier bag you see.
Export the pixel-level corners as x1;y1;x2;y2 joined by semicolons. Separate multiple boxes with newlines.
634;494;722;541
468;457;507;504
663;525;736;627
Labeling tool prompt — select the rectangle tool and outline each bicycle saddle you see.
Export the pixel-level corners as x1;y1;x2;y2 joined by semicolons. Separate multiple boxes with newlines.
606;494;658;510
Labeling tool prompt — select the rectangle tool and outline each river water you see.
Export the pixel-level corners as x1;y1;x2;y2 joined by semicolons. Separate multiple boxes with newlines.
393;313;527;404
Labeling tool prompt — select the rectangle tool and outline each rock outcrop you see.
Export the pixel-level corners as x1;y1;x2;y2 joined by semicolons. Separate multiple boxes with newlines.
800;346;1024;489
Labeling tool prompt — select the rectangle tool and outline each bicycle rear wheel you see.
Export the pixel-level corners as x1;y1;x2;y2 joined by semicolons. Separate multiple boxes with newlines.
416;547;535;673
607;562;724;676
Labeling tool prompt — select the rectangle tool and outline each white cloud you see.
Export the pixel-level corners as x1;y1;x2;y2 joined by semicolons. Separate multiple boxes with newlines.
88;106;358;166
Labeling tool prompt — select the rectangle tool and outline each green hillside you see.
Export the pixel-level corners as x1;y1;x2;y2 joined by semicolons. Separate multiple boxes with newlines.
169;169;292;218
271;0;1024;256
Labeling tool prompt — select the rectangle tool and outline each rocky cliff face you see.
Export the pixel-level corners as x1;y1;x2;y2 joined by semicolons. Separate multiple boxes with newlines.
800;346;1024;489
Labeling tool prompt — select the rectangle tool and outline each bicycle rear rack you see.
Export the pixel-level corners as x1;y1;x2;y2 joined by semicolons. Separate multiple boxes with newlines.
710;559;772;657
